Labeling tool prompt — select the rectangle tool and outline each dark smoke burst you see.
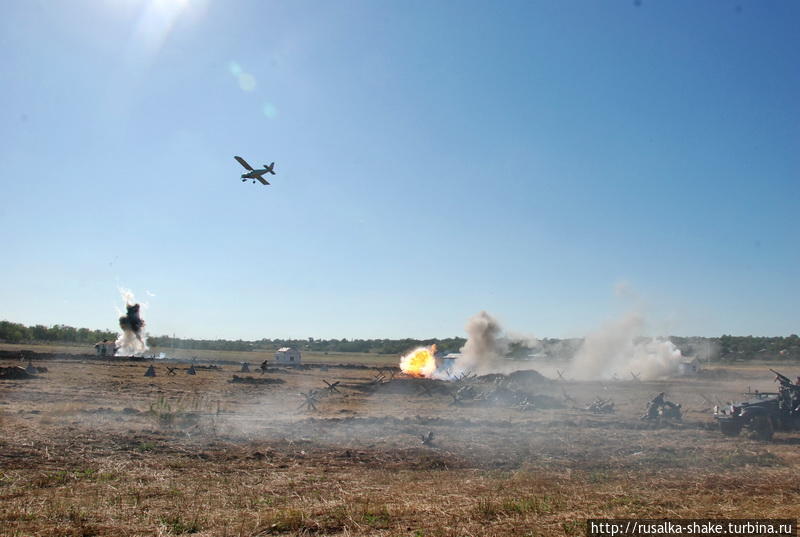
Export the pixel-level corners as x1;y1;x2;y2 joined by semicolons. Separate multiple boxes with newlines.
115;292;148;356
119;303;145;337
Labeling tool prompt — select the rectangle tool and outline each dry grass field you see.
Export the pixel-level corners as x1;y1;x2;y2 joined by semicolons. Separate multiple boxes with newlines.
0;343;398;367
2;349;800;537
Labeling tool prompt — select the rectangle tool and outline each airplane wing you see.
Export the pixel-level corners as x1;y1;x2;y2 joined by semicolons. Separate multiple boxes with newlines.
256;176;270;185
234;156;253;171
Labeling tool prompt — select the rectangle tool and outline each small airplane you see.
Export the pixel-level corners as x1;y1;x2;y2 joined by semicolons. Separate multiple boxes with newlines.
234;156;276;185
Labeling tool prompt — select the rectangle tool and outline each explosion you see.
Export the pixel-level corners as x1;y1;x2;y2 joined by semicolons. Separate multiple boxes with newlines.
115;289;148;356
400;344;437;378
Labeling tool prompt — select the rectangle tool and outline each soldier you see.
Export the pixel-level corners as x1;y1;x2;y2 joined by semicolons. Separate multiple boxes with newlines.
642;392;665;420
790;380;800;412
772;370;798;411
661;400;682;420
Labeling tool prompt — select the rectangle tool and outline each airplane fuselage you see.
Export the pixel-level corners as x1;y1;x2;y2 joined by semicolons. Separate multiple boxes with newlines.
234;156;275;184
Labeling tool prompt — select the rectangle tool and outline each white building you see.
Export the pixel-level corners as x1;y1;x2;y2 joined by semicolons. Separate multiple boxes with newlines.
274;347;301;365
94;340;117;357
677;357;701;376
439;352;462;370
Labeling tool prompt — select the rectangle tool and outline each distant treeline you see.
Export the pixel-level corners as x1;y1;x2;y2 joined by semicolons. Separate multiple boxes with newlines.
0;321;116;345
0;320;466;355
147;335;469;355
716;334;800;360
649;335;800;361
1;319;799;360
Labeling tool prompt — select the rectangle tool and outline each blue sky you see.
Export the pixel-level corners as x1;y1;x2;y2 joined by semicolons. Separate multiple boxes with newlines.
1;0;797;340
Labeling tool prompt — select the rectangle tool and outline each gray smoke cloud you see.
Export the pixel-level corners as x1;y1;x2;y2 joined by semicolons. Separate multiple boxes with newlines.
568;312;684;380
455;311;511;375
507;331;541;350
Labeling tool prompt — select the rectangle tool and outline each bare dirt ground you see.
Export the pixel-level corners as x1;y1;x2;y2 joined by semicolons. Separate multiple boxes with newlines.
2;351;800;537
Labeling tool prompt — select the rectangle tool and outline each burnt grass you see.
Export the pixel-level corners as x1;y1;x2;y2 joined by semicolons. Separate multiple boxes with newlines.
1;355;800;536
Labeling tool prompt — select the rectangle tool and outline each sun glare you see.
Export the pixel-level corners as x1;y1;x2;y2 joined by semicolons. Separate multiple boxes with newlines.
153;0;189;8
129;0;190;59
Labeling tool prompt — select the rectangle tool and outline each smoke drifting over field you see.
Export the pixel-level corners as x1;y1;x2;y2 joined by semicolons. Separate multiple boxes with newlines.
445;308;683;381
568;312;684;380
115;289;148;356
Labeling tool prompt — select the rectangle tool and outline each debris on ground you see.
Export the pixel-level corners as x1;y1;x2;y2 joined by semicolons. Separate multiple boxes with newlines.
350;377;449;395
322;380;341;393
349;369;562;411
298;390;320;411
562;387;577;406
445;381;563;411
0;366;37;380
229;376;285;385
586;397;616;414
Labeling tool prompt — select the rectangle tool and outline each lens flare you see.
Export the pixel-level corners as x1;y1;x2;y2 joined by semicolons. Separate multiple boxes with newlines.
237;73;256;92
262;102;278;119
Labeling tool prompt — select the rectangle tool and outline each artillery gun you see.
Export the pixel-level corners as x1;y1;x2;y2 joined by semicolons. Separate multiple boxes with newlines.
713;369;800;441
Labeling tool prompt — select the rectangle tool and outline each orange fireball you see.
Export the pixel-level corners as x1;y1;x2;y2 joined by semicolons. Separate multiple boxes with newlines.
400;344;437;378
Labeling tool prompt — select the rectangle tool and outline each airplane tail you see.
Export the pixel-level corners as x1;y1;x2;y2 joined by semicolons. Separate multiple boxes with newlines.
265;162;276;175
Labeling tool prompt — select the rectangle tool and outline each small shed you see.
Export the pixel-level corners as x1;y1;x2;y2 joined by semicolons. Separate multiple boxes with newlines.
439;352;462;370
275;347;301;365
677;357;701;376
95;340;117;357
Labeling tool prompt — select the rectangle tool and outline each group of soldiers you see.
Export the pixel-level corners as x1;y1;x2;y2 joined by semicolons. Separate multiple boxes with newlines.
772;369;800;414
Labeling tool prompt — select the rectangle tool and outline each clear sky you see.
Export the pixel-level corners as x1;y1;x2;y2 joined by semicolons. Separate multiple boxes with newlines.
1;0;798;340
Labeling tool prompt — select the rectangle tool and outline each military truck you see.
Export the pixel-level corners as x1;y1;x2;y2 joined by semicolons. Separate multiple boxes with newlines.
713;370;800;441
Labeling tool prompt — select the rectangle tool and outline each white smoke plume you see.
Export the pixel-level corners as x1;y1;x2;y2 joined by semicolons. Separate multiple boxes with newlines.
454;311;510;376
115;288;148;356
568;312;684;380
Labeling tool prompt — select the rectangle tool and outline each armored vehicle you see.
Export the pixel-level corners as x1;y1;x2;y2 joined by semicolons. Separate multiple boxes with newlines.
714;370;800;440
